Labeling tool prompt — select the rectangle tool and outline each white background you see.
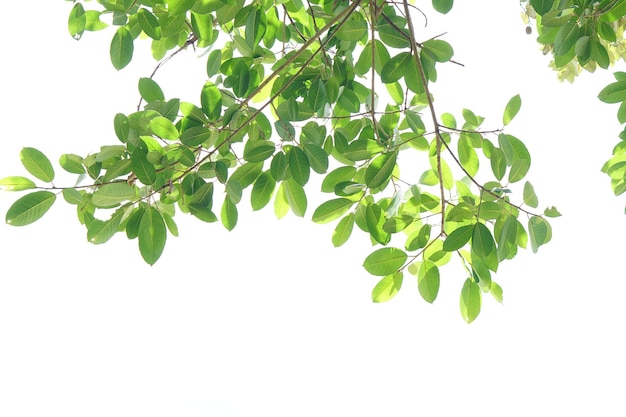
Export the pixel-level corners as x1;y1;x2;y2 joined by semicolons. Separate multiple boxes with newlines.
1;1;625;415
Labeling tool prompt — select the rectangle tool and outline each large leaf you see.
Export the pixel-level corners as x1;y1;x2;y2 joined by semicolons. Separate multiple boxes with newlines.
110;27;133;70
372;272;403;303
598;80;626;103
417;261;440;303
460;278;481;323
365;151;397;189
363;247;407;276
91;182;137;208
312;198;353;224
0;176;36;192
472;222;495;258
6;191;56;226
20;147;54;182
200;81;222;121
138;207;167;265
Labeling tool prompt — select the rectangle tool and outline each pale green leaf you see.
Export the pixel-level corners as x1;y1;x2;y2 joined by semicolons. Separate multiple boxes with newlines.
363;247;407;276
20;147;55;182
6;191;56;226
372;271;403;303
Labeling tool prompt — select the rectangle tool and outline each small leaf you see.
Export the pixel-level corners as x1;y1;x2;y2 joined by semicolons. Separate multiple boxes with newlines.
288;147;310;186
372;271;403;303
20;147;55;182
443;224;473;251
472;222;495;258
201;81;222;121
110;27;134;70
460;278;481;323
221;198;238;231
523;181;539;208
6;191;56;226
138;207;167;265
59;154;85;174
598;80;626;104
365;151;397;189
333;213;355;247
363;247;407;276
68;2;86;40
503;94;521;126
544;206;562;217
528;216;552;253
0;176;36;192
432;0;454;14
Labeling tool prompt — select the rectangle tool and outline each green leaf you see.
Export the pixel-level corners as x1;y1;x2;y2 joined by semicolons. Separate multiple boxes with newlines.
312;198;353;224
91;183;137;208
544;206;562;217
138;8;161;40
335;19;368;41
303;144;329;174
68;2;86;40
443;224;473;251
332;213;355;247
201;81;222;121
490;282;503;303
381;53;412;84
372;271;403;303
503;94;521;126
365;151;397;189
422;39;453;62
150;116;179;140
59;154;85;174
530;0;554;15
139;77;165;102
88;208;125;244
432;0;454;14
206;49;222;77
114;113;130;143
523;181;539;208
250;171;276;211
472;222;495;258
508;159;530;183
288;147;310;186
554;20;580;56
284;179;307;217
138;207;167;265
598;80;626;103
221;198;238;231
230;162;262;189
244;140;275;163
180;126;212;147
417;261;440;303
20;147;55;182
0;176;36;192
131;149;157;185
245;7;266;49
460;278;481;323
6;191;56;226
528;216;552;253
363;247;407;276
167;0;195;16
110;27;134;70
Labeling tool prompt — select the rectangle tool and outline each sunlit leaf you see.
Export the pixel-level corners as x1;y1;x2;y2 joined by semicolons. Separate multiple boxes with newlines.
417;260;440;303
503;94;521;126
460;278;481;323
312;198;353;224
20;148;54;183
6;191;56;226
110;27;133;70
372;271;403;303
138;206;167;265
0;176;36;192
363;247;407;276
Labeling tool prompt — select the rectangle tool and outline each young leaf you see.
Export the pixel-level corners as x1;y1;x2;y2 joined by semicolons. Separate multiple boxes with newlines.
372;271;403;303
523;181;539;208
110;27;134;70
503;94;521;126
6;191;56;226
0;176;36;192
332;213;355;247
544;206;562;217
138;207;167;265
363;247;407;276
20;148;55;183
460;278;481;323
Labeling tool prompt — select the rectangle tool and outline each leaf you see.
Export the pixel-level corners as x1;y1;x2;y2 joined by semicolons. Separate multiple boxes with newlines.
523;181;539;208
554;20;579;56
221;198;238;231
528;216;552;253
6;191;56;226
138;207;167;265
443;224;473;251
68;2;86;40
59;154;85;174
432;0;454;14
167;0;195;16
508;159;530;183
303;144;329;174
332;213;355;247
598;80;626;104
200;81;222;121
91;183;137;208
288;147;310;186
88;208;125;244
544;206;562;217
503;94;521;126
336;18;368;41
530;0;554;15
422;40;454;62
137;8;161;40
150;116;179;140
460;278;481;323
131;149;157;185
417;261;440;303
180;126;212;146
312;198;353;224
244;140;275;163
381;52;412;84
365;151;397;189
363;247;407;276
250;171;276;211
110;27;134;70
20;147;55;182
284;179;307;217
372;271;403;303
139;77;165;102
0;176;36;192
472;222;495;258
490;282;503;304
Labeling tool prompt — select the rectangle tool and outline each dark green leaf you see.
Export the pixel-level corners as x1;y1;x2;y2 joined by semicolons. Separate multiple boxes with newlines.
381;52;412;84
472;222;495;258
598;80;626;103
288;147;310;186
251;171;276;211
432;0;454;14
139;77;165;102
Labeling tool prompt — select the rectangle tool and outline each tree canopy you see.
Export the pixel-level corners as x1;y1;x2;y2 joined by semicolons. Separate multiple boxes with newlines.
2;0;626;322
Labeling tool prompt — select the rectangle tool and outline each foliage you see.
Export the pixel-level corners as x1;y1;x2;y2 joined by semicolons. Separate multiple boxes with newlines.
9;0;614;323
